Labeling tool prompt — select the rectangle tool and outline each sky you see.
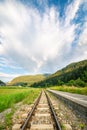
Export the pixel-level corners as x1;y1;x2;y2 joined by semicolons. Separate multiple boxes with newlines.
0;0;87;82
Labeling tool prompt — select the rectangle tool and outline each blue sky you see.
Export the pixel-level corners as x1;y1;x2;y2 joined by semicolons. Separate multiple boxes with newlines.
0;0;87;82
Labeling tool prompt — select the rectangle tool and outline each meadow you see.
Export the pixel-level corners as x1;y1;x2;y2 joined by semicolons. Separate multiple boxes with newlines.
50;86;87;95
0;87;41;112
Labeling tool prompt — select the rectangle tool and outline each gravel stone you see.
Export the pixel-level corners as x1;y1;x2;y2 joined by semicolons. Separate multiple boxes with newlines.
12;124;21;130
63;124;72;130
48;92;87;130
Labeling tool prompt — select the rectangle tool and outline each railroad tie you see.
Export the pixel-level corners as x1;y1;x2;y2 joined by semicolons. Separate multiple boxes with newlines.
30;124;54;130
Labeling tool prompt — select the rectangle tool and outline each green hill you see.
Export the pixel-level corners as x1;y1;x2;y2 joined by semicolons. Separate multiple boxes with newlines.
50;59;87;78
8;74;46;86
31;59;87;87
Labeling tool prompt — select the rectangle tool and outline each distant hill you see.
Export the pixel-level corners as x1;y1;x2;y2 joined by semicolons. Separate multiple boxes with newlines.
8;74;46;86
0;80;6;86
31;59;87;87
43;73;51;77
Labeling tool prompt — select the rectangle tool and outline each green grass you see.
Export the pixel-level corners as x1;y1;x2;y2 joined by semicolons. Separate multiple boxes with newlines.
23;89;41;104
50;86;87;95
0;87;41;129
5;107;15;128
0;87;41;112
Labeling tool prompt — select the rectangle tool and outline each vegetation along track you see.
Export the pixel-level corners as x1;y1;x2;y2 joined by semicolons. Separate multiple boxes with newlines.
19;91;61;130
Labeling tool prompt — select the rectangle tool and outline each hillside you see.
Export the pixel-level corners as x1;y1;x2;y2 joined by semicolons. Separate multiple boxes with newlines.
50;59;87;78
8;74;46;86
0;80;6;86
31;59;87;87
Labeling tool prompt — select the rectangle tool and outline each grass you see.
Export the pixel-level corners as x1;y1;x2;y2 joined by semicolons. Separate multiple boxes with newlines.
79;123;85;129
5;107;15;128
50;86;87;95
23;89;41;104
0;87;41;112
0;87;41;129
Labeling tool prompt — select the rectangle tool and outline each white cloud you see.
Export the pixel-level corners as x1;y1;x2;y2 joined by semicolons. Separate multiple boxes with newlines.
65;0;82;26
73;21;87;61
79;21;87;46
0;72;20;82
36;0;48;6
0;0;87;81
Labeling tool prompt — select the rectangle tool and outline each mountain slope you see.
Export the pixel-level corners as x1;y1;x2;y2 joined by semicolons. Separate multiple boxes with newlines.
0;80;6;86
8;74;46;86
50;60;87;78
31;59;87;87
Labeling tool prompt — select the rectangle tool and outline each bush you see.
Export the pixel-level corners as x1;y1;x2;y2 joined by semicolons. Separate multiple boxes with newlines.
74;78;85;87
57;80;64;85
67;78;86;87
67;80;75;86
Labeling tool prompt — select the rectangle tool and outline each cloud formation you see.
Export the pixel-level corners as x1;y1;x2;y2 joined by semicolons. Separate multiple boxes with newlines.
0;0;87;81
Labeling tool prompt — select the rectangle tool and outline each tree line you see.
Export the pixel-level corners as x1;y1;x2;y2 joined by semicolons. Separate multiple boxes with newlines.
31;65;87;87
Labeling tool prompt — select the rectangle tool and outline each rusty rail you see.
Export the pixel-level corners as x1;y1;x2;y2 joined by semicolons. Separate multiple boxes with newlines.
20;90;61;130
45;91;62;130
20;91;42;130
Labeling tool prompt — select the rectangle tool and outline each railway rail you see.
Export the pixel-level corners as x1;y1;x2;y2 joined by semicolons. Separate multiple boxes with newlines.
20;91;61;130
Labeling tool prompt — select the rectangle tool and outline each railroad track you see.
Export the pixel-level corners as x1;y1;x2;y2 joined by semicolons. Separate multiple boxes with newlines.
48;90;87;120
20;91;61;130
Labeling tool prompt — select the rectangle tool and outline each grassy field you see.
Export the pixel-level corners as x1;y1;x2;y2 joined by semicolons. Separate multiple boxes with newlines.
0;87;41;129
0;87;41;112
50;86;87;95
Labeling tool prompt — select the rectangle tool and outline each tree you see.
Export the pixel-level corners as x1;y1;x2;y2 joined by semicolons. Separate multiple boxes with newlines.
67;80;75;86
75;78;85;87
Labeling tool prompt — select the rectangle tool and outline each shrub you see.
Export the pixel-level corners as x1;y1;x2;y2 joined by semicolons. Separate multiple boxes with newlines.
74;78;85;87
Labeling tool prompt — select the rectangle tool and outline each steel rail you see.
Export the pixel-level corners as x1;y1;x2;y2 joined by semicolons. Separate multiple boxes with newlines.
45;91;62;130
20;91;42;130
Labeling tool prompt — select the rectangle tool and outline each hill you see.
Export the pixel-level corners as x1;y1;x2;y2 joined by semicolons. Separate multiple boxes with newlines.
0;80;6;86
31;59;87;87
50;60;87;78
8;74;46;86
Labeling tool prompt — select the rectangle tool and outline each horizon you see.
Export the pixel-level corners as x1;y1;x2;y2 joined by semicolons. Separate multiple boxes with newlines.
0;0;87;82
1;58;87;83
